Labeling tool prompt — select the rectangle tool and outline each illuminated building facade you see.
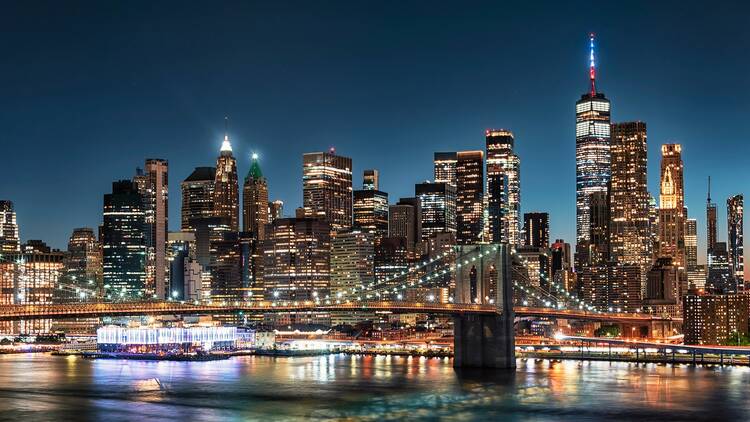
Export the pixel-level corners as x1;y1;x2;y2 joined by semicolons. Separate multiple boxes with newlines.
268;200;284;222
102;180;146;299
363;169;379;191
189;216;232;271
134;158;169;299
727;194;744;287
242;154;269;240
575;34;611;268
388;201;419;251
456;150;484;244
374;237;408;296
353;187;389;240
486;129;520;244
209;231;245;302
97;326;237;353
523;212;549;248
64;228;102;298
609;122;650;272
434;152;457;188
181;167;216;231
214;132;240;231
302;150;353;231
263;218;331;301
415;182;456;241
684;293;749;345
0;200;19;253
658;144;686;268
0;241;64;334
330;231;374;296
707;242;732;293
167;231;201;301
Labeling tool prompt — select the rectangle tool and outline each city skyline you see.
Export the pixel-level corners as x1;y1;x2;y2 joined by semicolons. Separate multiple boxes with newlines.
2;2;749;275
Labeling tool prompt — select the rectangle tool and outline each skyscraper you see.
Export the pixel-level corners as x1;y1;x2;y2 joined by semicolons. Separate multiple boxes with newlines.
706;177;718;256
102;180;146;299
727;194;744;286
0;200;20;253
268;200;284;222
609;122;650;271
330;231;374;296
658;144;686;268
214;126;240;231
434;152;457;188
242;153;269;240
353;170;388;239
575;34;611;268
415;182;456;241
134;158;168;299
523;212;549;249
263;217;331;301
65;228;102;296
363;169;379;191
388;199;420;251
486;129;520;244
456;151;484;244
181;167;216;231
302;149;353;231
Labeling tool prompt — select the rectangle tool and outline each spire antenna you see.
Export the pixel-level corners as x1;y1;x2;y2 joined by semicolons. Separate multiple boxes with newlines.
707;176;712;203
589;33;597;96
224;116;229;140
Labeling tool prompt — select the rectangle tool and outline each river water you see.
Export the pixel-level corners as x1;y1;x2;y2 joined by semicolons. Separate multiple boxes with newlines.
0;353;746;421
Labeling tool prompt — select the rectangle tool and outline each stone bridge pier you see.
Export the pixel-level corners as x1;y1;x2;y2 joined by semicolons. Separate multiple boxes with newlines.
453;244;515;369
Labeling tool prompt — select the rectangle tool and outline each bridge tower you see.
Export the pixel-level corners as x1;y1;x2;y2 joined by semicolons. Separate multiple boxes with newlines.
453;244;515;368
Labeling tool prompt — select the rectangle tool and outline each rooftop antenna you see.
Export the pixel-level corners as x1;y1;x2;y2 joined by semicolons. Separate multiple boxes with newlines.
589;33;597;96
707;176;712;203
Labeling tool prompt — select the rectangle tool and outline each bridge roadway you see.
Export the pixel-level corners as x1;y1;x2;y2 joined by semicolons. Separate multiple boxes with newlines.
0;301;678;323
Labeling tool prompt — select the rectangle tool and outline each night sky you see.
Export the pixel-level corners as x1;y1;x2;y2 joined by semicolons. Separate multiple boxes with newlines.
1;1;748;271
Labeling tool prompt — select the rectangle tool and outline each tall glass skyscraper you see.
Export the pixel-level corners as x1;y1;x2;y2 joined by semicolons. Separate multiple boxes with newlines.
456;150;484;245
486;129;520;244
133;158;169;299
727;194;744;286
658;144;686;268
575;34;611;268
181;167;216;231
102;180;146;299
302;149;353;232
0;200;20;253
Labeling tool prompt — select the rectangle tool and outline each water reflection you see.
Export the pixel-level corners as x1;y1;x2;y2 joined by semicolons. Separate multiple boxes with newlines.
0;353;746;421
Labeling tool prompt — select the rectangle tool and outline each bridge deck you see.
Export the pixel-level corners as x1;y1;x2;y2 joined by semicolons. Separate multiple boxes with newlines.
0;301;678;323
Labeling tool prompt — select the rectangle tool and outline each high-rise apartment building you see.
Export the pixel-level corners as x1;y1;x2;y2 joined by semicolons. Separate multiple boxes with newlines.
181;167;216;231
684;293;749;345
456;151;484;244
242;154;269;240
415;182;456;241
523;212;549;248
167;231;201;301
707;178;718;254
302;150;353;231
486;129;520;244
214;132;240;231
658;144;686;268
727;194;744;286
434;152;457;188
0;200;19;253
134;159;169;299
102;180;146;299
575;34;611;268
609;122;650;272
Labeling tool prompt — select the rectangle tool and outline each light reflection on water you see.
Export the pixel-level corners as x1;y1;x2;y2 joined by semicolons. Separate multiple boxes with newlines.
0;353;746;421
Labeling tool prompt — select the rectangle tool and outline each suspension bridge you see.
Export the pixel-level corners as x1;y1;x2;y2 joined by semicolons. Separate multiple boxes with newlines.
0;244;678;368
